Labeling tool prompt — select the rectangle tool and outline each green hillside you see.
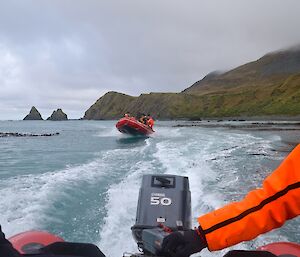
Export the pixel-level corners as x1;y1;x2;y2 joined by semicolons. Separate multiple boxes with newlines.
84;47;300;120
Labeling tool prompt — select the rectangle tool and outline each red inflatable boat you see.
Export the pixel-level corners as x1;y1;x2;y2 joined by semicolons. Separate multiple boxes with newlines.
258;242;300;257
9;230;105;256
7;230;300;257
116;117;154;136
9;230;64;254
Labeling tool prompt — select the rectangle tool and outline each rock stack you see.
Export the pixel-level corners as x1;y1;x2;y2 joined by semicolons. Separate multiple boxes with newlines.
23;106;43;120
47;109;68;121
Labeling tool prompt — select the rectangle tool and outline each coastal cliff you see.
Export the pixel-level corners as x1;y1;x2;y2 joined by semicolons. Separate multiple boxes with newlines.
84;46;300;120
84;92;135;120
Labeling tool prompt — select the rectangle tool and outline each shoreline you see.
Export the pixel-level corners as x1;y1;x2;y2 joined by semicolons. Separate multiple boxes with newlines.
172;120;300;153
273;130;300;150
187;115;300;122
173;119;300;129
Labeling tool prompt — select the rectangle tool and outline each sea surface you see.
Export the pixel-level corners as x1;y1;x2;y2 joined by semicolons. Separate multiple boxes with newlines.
0;120;299;257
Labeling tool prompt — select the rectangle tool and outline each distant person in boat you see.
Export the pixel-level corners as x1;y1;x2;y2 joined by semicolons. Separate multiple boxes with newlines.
146;114;154;129
124;112;131;118
161;144;300;257
139;114;147;124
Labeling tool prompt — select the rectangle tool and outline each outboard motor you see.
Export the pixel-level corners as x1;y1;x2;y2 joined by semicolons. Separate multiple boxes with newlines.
131;174;191;255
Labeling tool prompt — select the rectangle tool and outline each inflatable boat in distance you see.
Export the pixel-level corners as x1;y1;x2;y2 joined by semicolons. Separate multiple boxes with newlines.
116;117;154;136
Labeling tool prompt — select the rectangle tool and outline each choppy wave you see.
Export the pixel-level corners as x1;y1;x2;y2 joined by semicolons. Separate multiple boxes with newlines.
0;121;297;257
97;126;292;257
0;145;145;238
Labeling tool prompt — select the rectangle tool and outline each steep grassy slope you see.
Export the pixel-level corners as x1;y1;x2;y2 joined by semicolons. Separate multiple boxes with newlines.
84;47;300;120
184;47;300;95
84;92;135;119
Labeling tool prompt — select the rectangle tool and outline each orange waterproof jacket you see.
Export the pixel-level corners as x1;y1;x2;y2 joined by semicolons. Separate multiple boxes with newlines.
147;118;154;128
198;144;300;251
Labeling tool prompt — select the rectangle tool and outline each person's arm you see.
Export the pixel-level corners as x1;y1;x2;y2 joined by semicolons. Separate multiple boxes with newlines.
0;226;20;256
198;144;300;251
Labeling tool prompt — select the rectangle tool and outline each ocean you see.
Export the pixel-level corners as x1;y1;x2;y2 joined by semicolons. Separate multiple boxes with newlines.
0;120;299;257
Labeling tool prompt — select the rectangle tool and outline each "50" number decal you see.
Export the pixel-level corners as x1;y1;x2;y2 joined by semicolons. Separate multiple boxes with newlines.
150;196;172;206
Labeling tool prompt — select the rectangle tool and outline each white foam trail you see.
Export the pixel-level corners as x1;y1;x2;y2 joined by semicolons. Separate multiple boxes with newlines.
96;128;292;257
98;161;156;257
95;135;155;257
151;129;288;257
96;127;120;137
0;159;107;236
154;137;222;221
152;126;183;139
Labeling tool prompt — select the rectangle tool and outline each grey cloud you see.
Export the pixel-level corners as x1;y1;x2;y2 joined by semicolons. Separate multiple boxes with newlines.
0;0;300;119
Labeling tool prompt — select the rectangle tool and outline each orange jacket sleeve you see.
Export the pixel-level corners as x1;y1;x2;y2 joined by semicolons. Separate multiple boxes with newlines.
198;144;300;251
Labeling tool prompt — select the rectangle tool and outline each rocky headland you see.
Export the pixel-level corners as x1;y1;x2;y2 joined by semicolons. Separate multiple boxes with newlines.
23;106;43;120
47;109;68;121
83;46;300;120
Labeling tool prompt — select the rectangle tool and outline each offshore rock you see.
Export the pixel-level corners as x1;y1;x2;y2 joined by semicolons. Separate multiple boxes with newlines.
47;109;68;121
0;132;60;137
23;106;43;120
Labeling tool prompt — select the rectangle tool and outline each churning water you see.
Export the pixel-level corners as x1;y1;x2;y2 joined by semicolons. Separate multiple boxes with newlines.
0;120;299;257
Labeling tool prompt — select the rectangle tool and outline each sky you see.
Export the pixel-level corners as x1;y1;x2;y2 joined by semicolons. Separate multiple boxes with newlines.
0;0;300;120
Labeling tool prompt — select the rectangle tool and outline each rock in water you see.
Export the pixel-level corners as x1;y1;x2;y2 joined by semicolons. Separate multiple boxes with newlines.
47;109;68;121
23;106;43;120
0;132;60;137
